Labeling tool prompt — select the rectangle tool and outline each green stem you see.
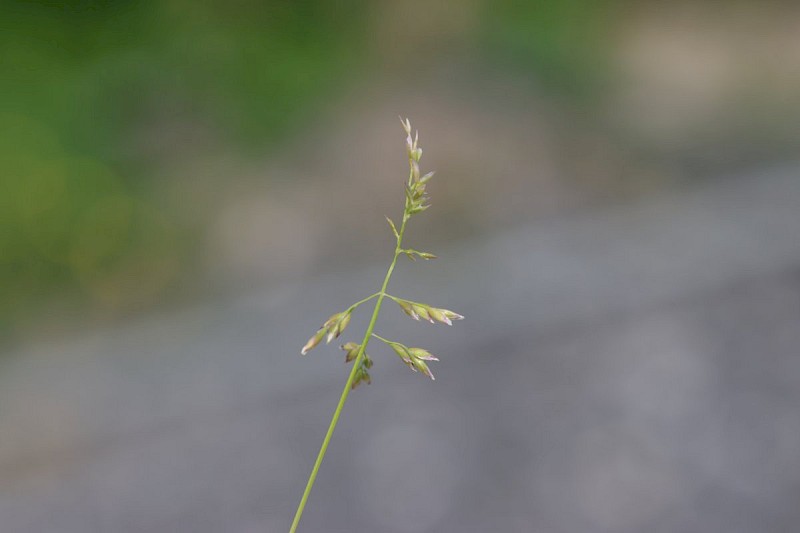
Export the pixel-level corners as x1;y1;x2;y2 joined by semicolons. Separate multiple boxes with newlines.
370;333;395;345
289;215;409;533
346;292;380;313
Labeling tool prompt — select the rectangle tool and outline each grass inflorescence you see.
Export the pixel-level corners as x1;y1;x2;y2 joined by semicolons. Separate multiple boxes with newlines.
290;118;464;532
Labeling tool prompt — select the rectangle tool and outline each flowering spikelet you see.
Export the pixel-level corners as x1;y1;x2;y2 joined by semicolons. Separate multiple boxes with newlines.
402;249;437;261
383;339;438;381
412;304;433;323
392;298;415;320
392;298;464;326
301;310;353;354
351;354;373;389
301;328;326;355
400;117;431;217
340;342;361;363
325;312;351;343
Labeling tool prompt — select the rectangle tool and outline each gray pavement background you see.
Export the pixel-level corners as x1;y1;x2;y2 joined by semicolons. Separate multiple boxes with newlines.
1;166;799;532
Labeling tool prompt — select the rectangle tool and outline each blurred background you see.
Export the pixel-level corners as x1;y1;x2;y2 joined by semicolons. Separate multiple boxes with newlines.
1;1;799;531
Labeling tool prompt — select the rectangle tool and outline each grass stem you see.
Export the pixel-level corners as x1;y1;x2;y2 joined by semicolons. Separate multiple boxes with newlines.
289;216;408;532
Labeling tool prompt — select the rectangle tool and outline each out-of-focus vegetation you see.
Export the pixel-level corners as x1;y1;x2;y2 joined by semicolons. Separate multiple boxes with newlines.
0;0;368;338
481;0;620;101
4;0;615;339
3;1;798;343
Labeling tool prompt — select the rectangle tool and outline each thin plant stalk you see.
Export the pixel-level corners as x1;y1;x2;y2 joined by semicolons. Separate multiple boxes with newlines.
290;118;462;532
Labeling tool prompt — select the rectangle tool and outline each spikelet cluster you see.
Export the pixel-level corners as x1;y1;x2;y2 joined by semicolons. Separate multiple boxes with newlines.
392;297;464;326
384;339;439;380
299;118;463;386
301;311;352;356
340;342;373;389
401;118;434;217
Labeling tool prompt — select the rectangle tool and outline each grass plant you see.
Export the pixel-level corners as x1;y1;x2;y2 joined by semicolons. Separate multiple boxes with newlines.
290;118;464;532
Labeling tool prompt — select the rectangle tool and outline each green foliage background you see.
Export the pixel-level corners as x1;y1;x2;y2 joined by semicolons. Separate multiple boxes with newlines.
0;0;617;339
1;0;371;334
